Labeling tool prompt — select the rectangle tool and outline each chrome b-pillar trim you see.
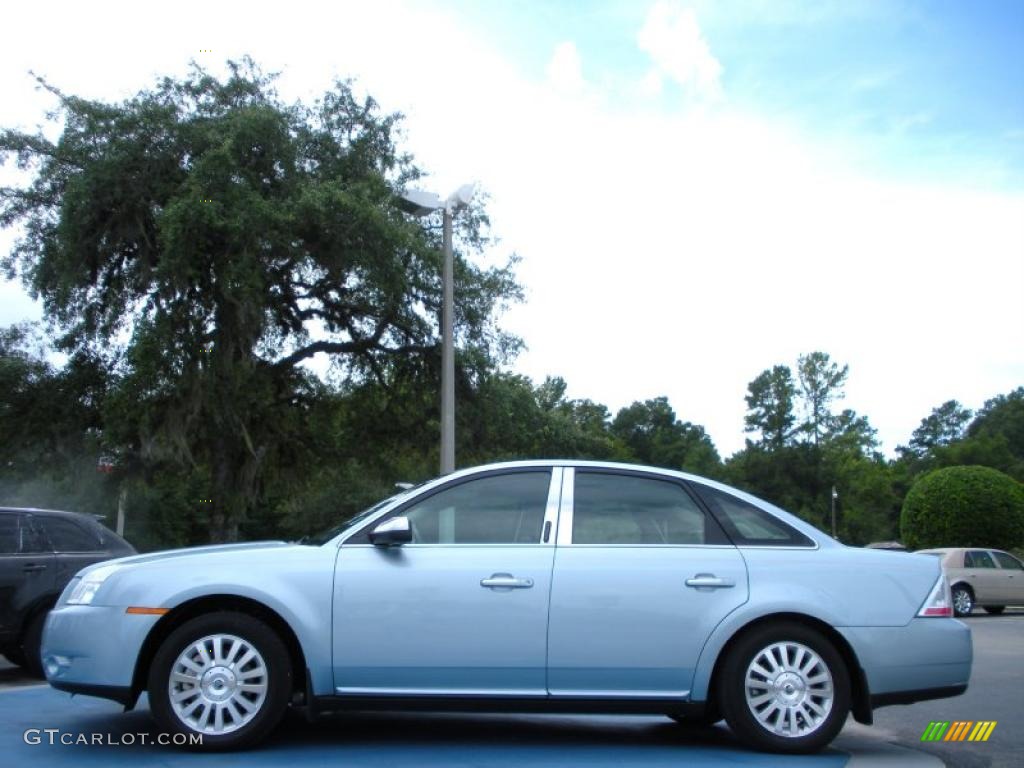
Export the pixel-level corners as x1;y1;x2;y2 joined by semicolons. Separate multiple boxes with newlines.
556;467;575;546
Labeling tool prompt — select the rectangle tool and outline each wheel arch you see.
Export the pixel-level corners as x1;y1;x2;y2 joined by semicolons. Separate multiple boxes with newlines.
130;594;308;705
702;612;872;726
950;581;974;597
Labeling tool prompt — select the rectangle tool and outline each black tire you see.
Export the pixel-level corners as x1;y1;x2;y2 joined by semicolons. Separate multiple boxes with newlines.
951;585;974;617
983;606;1005;615
717;622;851;754
4;648;27;668
20;609;48;678
147;611;292;750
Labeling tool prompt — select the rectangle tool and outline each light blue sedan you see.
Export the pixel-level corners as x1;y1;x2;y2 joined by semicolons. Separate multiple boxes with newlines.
41;461;971;753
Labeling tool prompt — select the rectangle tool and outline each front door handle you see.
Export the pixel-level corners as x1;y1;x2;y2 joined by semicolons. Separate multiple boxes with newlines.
481;573;534;589
685;573;735;589
23;563;48;572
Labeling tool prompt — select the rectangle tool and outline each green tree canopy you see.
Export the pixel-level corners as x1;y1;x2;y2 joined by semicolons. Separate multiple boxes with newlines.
1;59;521;540
744;364;797;449
898;399;972;460
796;351;848;446
900;465;1024;550
611;396;721;476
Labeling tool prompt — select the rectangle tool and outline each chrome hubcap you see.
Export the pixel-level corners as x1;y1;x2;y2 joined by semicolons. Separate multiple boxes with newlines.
954;589;972;614
168;633;268;735
744;641;834;738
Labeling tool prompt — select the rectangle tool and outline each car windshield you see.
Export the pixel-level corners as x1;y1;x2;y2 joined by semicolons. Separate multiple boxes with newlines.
300;485;422;546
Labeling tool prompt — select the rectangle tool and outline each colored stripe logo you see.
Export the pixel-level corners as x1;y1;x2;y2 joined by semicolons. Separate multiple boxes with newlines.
921;721;996;742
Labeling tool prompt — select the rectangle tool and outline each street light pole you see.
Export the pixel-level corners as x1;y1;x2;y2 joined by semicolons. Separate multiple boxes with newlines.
440;204;455;475
396;184;475;476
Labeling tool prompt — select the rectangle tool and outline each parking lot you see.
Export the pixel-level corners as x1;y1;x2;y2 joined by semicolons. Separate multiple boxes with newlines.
0;610;1018;768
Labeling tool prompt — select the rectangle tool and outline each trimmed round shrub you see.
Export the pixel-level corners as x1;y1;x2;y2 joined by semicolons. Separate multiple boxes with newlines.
901;465;1024;550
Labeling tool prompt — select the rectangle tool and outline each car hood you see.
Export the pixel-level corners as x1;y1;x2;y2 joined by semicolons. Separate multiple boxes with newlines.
77;540;298;576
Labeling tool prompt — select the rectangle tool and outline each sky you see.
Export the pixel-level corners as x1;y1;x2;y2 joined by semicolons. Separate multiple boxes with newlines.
1;0;1022;458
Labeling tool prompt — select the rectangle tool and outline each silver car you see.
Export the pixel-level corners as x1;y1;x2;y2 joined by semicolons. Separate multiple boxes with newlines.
42;461;972;753
916;547;1024;616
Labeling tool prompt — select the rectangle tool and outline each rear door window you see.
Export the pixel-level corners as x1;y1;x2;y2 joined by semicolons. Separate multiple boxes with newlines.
38;517;103;552
571;472;719;545
991;551;1023;570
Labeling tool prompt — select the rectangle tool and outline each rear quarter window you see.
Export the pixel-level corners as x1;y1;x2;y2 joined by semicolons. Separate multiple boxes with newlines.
689;484;815;547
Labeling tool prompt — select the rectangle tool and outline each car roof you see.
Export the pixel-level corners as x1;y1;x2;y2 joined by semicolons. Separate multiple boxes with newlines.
0;506;104;522
440;459;731;484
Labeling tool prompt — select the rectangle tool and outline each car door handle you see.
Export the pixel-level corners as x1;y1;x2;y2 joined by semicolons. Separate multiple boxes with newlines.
685;574;735;589
23;563;48;572
481;573;534;589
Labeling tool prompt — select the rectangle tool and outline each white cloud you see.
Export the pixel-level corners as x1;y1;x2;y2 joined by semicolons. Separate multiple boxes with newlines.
637;2;723;100
547;41;585;94
1;0;1020;459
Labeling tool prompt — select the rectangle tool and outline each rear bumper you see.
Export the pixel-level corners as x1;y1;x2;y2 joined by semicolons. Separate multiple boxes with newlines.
872;683;968;709
41;604;158;700
838;618;972;702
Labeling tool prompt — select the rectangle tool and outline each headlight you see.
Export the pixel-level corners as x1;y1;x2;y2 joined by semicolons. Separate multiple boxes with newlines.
65;564;120;605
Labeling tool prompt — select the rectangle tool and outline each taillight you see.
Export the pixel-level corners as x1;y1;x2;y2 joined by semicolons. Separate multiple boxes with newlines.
918;573;953;617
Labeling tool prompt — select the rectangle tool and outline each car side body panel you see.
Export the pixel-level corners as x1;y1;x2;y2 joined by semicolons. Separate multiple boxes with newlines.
689;547;950;701
44;543;339;697
39;460;973;751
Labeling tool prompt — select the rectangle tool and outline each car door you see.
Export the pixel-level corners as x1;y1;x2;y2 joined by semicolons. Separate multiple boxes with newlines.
962;550;1001;603
546;468;748;698
34;515;107;587
0;514;55;644
332;468;559;695
990;551;1024;604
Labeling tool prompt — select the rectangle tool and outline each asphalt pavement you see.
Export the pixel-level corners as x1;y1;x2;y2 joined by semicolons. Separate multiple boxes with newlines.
866;609;1024;768
1;608;1019;767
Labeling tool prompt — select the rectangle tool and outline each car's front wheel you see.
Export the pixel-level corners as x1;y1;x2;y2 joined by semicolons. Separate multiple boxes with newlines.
718;622;850;753
951;585;973;617
148;611;292;749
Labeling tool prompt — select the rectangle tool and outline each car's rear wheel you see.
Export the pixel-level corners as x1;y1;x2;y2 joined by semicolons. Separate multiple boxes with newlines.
983;605;1005;615
718;622;850;753
951;585;973;616
147;611;292;750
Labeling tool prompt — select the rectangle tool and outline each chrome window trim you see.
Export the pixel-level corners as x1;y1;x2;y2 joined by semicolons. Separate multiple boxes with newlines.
558;467;739;548
338;543;555;549
338;467;556;547
738;543;821;552
553;543;737;549
541;468;563;547
327;459;830;549
556;467;574;546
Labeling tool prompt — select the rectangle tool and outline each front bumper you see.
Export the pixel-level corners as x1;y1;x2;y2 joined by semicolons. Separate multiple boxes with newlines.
42;604;160;704
838;618;972;705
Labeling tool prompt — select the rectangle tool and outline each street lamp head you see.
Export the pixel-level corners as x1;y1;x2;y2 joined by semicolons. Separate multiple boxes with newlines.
396;188;443;217
447;183;477;210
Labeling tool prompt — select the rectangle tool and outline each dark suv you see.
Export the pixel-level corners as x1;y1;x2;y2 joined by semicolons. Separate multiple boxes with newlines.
0;507;135;676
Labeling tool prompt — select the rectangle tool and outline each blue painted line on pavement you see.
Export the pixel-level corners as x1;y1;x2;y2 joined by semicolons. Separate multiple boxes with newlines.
2;686;850;767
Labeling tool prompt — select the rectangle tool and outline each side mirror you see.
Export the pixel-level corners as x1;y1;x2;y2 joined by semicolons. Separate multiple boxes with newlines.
369;516;412;546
